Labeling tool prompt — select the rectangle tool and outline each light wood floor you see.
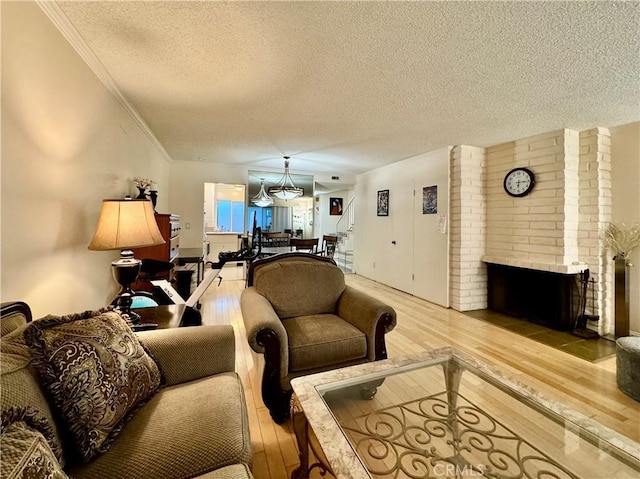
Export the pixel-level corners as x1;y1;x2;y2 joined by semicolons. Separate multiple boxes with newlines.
198;266;639;479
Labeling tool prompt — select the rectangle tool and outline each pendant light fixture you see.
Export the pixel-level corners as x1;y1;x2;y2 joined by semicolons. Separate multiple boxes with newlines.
250;178;274;207
268;157;304;200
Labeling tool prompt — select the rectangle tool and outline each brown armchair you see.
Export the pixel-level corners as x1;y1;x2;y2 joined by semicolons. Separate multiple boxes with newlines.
240;253;397;423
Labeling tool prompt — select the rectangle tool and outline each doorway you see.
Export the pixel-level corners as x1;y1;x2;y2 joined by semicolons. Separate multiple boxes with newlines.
203;183;246;262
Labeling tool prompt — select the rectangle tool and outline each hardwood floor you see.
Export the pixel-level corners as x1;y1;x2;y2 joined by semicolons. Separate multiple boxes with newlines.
198;267;639;479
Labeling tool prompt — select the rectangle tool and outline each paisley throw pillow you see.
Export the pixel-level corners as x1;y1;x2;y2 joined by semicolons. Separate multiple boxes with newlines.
24;308;162;462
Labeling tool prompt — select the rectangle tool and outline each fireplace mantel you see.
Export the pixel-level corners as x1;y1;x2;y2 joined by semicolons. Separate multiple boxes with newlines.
481;255;588;275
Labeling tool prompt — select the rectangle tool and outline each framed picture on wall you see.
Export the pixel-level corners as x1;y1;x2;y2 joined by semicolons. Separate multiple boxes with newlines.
377;190;389;216
330;197;343;216
422;185;437;214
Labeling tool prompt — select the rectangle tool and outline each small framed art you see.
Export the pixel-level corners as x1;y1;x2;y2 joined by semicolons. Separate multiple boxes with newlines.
377;190;389;216
422;185;437;214
330;197;343;216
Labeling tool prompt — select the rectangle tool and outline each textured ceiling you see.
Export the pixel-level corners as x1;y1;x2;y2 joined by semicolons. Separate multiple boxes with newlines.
56;1;639;176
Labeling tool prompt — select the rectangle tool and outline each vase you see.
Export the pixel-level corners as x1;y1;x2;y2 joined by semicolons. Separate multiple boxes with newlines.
149;190;158;211
136;186;147;199
614;257;630;338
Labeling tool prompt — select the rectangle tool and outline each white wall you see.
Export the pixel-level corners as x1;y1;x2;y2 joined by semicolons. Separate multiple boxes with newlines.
204;182;215;228
169;160;248;248
1;2;171;318
610;121;640;334
355;148;450;306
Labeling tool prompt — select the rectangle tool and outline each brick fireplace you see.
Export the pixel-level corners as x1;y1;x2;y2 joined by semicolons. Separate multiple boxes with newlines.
450;128;613;335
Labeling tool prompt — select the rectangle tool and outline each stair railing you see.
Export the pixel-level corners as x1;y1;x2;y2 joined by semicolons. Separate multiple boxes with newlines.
336;196;355;241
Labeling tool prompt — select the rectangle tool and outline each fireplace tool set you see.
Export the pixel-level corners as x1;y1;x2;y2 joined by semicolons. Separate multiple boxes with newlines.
572;269;600;339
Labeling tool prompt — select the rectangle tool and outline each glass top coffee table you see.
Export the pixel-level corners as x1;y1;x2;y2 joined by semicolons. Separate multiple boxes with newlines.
290;347;639;479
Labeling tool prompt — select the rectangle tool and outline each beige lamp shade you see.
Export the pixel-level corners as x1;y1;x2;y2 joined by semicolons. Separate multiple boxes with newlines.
88;199;165;251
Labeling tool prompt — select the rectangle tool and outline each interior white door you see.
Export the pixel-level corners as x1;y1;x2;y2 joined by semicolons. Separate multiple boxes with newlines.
387;180;415;292
412;174;449;307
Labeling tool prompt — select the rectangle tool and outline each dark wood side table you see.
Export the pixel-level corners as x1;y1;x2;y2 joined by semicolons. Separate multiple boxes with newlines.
136;304;186;329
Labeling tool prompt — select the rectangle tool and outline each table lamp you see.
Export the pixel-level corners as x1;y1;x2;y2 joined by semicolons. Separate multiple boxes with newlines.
88;199;165;323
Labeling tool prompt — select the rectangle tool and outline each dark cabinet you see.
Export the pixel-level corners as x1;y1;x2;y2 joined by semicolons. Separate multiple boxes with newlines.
132;213;180;289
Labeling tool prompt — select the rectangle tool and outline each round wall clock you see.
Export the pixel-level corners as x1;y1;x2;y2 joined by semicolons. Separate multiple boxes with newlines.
503;167;535;197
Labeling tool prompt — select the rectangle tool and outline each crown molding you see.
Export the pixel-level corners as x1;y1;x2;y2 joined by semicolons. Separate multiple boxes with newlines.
36;1;174;163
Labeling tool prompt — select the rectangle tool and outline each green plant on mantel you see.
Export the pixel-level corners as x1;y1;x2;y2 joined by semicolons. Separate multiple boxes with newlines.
603;222;640;259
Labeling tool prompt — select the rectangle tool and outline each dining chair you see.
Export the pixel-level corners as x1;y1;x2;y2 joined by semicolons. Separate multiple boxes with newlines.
321;234;338;258
289;238;318;254
267;232;290;247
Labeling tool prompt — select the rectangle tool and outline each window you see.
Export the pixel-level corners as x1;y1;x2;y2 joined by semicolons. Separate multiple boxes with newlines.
216;200;245;232
247;206;272;231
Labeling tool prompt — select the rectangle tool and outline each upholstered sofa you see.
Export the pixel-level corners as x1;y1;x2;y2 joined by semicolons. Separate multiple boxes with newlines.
241;253;397;423
0;301;253;479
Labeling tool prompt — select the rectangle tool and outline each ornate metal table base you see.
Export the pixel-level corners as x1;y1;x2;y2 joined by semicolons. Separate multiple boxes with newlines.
339;391;578;478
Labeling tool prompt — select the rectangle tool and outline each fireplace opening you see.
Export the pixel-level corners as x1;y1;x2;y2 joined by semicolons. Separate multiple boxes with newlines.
486;263;581;331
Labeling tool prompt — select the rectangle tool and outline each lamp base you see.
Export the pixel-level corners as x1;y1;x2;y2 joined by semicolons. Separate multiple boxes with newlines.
112;251;142;324
113;296;142;324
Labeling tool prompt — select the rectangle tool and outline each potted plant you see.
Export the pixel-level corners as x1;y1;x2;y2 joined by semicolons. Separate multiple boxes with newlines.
603;223;640;259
